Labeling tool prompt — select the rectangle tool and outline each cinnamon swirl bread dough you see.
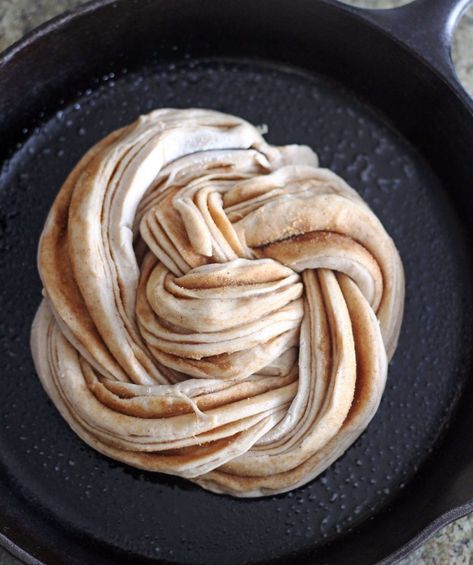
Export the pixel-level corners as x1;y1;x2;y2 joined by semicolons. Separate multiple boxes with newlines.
31;109;404;497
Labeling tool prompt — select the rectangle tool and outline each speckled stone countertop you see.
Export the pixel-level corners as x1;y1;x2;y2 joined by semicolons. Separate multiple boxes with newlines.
0;0;472;563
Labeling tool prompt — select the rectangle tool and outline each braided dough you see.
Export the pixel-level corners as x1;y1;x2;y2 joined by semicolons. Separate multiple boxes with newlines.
31;109;404;497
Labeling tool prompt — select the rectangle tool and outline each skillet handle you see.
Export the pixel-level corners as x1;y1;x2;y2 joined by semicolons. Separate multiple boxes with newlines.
350;0;473;85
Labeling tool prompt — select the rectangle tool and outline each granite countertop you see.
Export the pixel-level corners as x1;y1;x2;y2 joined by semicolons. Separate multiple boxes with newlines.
0;0;472;563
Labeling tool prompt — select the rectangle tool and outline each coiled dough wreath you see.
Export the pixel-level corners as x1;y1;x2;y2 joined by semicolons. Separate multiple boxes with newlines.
31;109;404;497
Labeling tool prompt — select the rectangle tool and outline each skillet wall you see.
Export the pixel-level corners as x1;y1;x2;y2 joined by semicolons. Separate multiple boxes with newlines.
1;1;473;564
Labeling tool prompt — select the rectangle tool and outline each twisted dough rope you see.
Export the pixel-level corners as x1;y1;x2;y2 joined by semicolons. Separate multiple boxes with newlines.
31;109;404;497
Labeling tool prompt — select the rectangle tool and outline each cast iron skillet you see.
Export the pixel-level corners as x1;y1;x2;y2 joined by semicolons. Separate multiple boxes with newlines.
1;0;473;563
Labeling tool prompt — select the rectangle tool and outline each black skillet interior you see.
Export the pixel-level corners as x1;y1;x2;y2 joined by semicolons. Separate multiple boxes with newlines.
1;1;473;564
